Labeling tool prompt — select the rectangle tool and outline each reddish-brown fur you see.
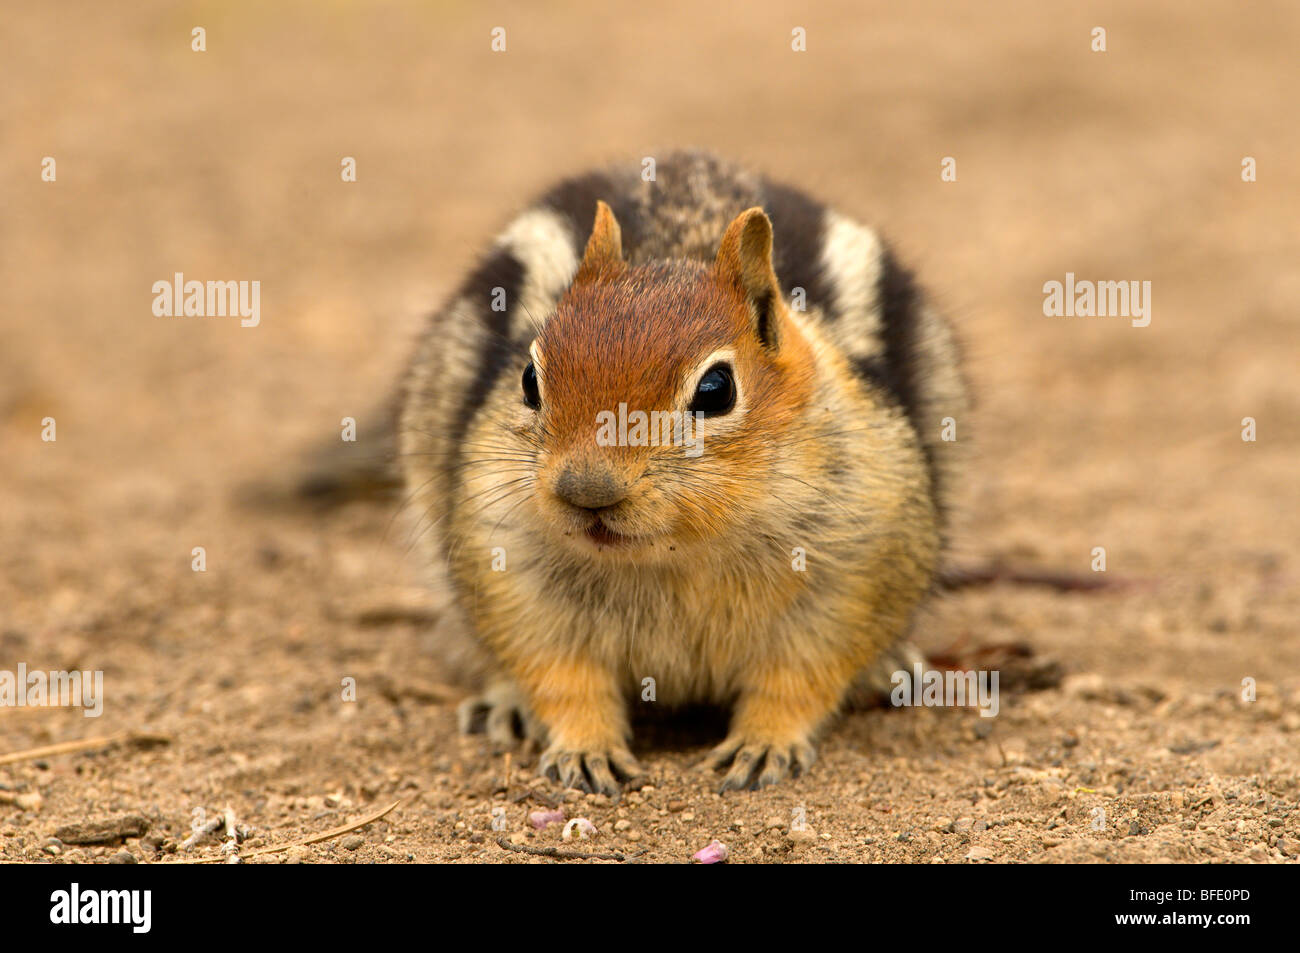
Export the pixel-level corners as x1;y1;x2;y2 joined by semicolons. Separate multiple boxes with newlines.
536;208;818;546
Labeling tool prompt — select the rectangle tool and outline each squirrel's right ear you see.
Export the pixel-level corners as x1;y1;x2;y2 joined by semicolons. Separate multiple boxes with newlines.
715;207;785;350
573;200;626;284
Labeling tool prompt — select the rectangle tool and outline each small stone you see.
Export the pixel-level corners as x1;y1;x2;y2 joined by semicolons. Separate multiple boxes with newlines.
340;835;365;851
965;846;995;861
54;815;150;846
613;819;632;832
1063;674;1107;700
562;818;597;840
141;834;167;852
108;850;137;865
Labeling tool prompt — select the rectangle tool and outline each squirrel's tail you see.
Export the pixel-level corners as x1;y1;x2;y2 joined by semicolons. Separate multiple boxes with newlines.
237;398;403;509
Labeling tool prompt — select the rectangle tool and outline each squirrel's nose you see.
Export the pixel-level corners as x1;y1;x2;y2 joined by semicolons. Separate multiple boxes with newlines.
554;465;628;511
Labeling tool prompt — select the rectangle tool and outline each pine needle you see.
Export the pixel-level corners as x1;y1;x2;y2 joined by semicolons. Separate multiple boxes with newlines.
0;731;171;767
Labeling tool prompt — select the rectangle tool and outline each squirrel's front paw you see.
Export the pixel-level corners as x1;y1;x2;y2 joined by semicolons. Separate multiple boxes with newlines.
539;744;643;797
457;681;541;749
709;735;816;792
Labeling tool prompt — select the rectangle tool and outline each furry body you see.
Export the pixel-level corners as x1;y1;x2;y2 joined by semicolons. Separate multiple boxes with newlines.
399;151;966;792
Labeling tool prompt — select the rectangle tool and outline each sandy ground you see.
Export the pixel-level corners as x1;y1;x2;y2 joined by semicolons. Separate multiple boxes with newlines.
2;0;1298;864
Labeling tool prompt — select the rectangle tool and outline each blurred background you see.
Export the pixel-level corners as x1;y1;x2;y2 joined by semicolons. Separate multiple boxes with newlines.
0;0;1297;862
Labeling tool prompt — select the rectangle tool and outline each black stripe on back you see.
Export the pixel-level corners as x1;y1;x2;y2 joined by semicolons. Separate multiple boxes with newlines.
760;179;830;314
445;247;526;495
852;245;937;495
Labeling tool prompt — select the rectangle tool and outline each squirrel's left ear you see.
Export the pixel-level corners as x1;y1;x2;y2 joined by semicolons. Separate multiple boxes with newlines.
715;207;785;350
573;200;626;284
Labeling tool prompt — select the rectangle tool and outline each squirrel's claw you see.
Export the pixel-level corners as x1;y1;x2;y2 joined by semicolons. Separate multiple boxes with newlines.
710;737;816;793
539;744;643;798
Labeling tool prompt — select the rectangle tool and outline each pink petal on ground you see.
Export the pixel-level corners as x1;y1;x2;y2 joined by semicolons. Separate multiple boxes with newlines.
692;839;729;864
529;809;565;830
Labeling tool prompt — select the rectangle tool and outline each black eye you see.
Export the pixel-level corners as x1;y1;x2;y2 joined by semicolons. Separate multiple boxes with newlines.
689;364;735;417
522;361;540;409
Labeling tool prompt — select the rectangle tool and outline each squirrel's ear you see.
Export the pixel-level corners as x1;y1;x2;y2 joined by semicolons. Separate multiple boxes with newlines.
715;207;784;350
573;200;625;284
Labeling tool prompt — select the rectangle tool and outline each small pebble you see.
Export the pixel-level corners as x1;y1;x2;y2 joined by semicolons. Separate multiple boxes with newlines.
562;818;597;840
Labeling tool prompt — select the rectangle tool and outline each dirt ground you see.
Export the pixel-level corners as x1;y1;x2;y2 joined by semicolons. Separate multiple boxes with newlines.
2;1;1298;864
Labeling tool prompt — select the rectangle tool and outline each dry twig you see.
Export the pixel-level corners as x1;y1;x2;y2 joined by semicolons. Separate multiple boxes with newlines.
495;834;634;862
167;797;407;864
0;731;171;767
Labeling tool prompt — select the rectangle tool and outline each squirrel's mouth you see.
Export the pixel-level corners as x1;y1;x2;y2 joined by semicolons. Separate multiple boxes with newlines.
584;518;637;548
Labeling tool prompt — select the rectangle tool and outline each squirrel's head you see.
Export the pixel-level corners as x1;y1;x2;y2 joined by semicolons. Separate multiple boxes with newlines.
513;201;817;561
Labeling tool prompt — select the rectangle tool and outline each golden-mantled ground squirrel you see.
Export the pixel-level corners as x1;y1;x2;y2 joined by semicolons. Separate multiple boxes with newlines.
399;151;967;793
